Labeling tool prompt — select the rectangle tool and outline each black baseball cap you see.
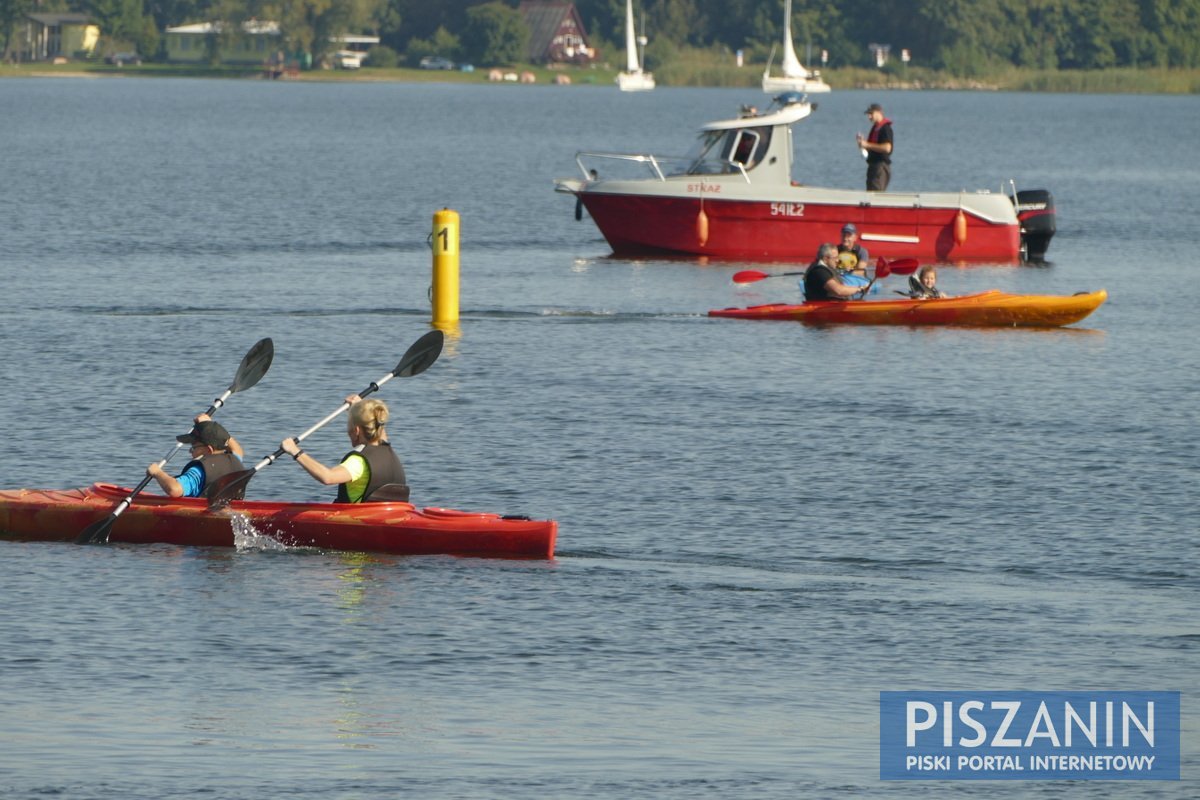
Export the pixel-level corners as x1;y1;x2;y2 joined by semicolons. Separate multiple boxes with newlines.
177;420;231;449
865;103;883;114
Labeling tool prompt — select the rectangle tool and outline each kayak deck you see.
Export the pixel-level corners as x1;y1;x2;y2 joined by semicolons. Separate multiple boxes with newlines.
0;484;556;559
709;289;1107;327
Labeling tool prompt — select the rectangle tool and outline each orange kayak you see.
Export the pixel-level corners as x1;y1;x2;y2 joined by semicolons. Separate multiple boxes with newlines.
0;483;556;559
709;289;1107;327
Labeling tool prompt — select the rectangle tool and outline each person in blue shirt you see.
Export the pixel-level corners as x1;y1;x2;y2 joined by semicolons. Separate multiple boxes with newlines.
147;416;244;499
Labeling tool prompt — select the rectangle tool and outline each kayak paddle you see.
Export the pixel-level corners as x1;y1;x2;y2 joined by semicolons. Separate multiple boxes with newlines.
858;257;921;296
881;257;920;275
207;329;444;507
77;337;275;545
733;269;804;284
733;257;919;286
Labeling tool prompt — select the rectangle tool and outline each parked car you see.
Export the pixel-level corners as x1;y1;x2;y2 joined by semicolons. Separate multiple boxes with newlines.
419;56;455;70
333;50;366;69
106;52;142;66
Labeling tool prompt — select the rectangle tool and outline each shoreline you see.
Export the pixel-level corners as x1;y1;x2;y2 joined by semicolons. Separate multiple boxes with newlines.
3;63;1197;93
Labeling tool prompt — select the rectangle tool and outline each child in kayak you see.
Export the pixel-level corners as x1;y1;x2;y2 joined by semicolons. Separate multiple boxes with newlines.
148;416;244;499
908;265;947;299
836;223;869;278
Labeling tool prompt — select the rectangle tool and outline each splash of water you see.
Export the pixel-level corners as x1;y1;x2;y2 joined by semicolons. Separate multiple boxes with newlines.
230;513;307;552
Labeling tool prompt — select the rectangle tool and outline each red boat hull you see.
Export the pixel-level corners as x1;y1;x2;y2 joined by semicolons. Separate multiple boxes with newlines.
0;484;556;559
581;193;1022;263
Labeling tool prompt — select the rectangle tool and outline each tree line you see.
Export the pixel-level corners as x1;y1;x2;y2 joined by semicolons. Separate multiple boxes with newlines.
4;0;1200;72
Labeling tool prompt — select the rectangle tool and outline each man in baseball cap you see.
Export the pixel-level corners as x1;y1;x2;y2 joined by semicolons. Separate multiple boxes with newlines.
856;102;894;191
149;415;244;499
176;420;232;449
837;222;870;275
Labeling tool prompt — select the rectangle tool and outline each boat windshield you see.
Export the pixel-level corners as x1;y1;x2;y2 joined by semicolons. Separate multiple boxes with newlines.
679;126;773;176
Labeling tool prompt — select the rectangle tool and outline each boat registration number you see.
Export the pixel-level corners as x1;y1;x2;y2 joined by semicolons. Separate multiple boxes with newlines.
769;202;805;217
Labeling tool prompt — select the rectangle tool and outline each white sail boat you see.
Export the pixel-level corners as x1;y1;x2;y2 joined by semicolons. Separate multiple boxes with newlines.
761;0;830;94
616;0;655;92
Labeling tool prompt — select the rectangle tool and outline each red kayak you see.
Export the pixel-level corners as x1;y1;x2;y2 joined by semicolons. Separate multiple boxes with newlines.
0;483;556;560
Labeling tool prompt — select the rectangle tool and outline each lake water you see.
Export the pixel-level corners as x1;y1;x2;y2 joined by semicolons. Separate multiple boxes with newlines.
1;77;1197;798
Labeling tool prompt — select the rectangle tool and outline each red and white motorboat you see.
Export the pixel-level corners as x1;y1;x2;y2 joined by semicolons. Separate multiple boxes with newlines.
555;93;1056;263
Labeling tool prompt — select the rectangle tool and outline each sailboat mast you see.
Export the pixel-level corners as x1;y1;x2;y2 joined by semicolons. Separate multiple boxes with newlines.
625;0;640;73
780;0;805;77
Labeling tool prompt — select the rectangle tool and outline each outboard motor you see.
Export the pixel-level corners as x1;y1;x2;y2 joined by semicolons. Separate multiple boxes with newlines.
1014;189;1056;263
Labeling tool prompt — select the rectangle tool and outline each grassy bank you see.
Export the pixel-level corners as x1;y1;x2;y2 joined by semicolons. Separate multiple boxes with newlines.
3;58;1197;93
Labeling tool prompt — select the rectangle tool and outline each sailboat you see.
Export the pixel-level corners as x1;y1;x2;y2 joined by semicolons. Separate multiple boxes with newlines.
761;0;831;94
616;0;655;92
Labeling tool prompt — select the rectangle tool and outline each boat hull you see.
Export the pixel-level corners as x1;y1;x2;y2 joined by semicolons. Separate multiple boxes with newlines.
0;484;557;559
761;74;831;94
708;290;1107;327
616;71;655;91
576;189;1022;263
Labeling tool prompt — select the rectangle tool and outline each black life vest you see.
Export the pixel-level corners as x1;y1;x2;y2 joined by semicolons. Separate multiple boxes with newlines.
335;442;407;503
183;452;243;501
908;275;945;299
867;118;893;164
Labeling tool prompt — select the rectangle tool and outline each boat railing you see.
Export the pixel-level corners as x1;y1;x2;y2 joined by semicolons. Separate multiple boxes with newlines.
574;152;751;183
574;152;691;182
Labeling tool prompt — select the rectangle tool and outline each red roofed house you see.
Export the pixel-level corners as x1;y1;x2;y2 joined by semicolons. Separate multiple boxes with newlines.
518;1;596;65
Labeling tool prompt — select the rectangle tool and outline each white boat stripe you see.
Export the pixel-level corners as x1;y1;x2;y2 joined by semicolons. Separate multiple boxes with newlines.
861;233;921;243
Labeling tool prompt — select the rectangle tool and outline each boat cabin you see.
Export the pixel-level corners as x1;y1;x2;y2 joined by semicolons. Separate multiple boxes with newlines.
674;93;808;184
561;92;809;185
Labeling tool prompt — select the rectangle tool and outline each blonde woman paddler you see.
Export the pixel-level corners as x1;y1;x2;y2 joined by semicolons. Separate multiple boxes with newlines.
280;395;408;503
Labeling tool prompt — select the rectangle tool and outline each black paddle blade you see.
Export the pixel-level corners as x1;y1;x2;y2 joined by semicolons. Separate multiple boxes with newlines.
231;337;274;393
207;469;254;507
77;515;114;545
394;330;444;378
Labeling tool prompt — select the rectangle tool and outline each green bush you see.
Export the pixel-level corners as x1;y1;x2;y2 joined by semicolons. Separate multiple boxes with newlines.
367;45;398;68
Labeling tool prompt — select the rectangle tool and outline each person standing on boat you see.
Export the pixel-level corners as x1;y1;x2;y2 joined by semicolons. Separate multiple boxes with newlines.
836;223;870;276
281;395;408;503
804;243;865;301
856;103;893;191
148;416;244;499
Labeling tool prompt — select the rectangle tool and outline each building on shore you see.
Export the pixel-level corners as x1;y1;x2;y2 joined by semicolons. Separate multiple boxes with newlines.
164;20;282;65
17;13;99;62
518;2;597;65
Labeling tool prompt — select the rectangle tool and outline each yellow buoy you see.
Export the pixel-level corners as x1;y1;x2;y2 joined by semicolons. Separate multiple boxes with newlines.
697;206;709;247
432;208;459;325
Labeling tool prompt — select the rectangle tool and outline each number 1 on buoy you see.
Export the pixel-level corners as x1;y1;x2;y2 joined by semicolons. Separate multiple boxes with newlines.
434;221;458;255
